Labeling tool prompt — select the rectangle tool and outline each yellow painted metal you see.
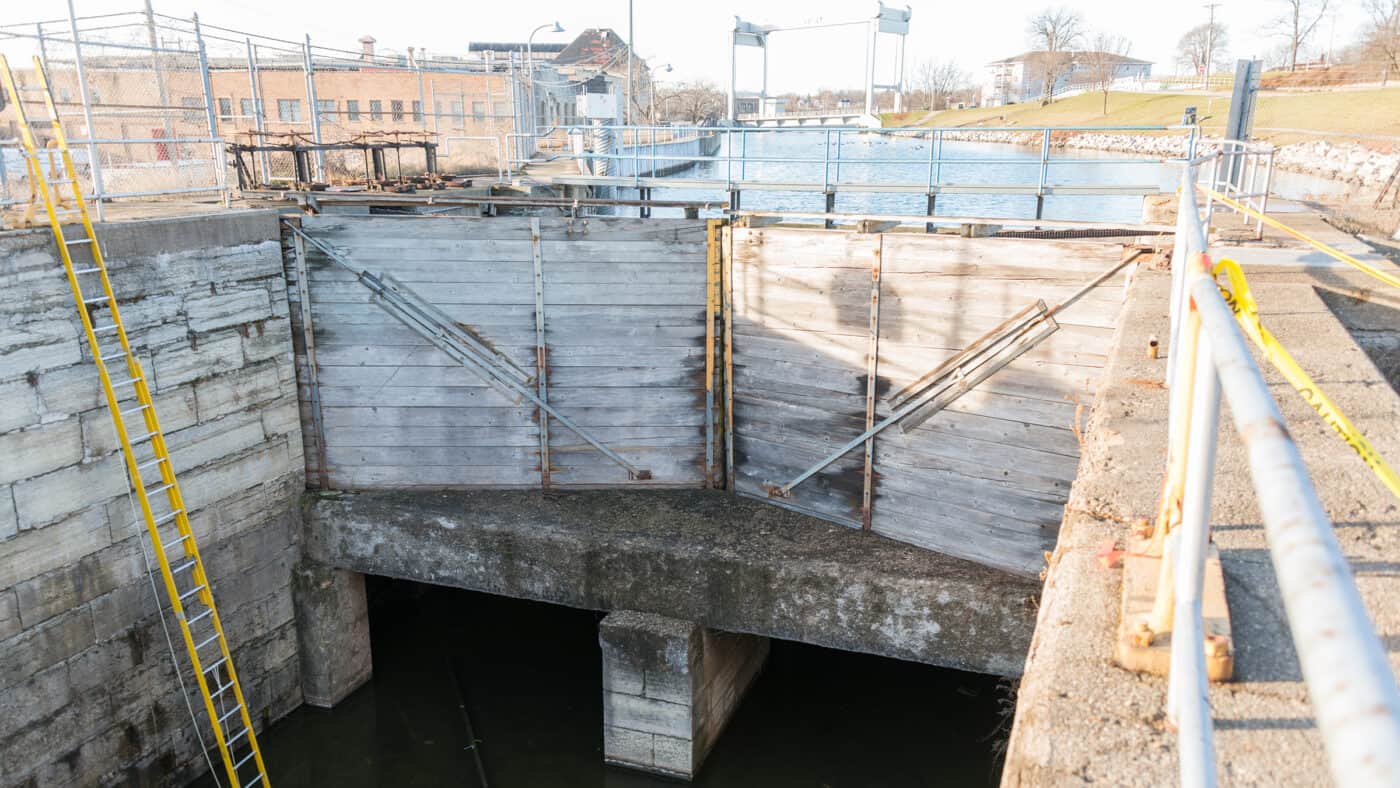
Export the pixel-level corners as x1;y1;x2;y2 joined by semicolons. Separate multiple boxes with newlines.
0;56;270;788
705;219;721;487
1203;187;1400;291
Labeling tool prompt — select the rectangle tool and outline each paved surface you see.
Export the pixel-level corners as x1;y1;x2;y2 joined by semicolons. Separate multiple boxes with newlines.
301;487;1041;676
1002;221;1400;786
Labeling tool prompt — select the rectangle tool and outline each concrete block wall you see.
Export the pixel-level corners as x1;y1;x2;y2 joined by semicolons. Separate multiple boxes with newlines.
600;611;768;779
0;212;305;786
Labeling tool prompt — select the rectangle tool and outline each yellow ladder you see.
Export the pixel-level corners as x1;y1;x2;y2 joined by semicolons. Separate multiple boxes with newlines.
0;55;270;788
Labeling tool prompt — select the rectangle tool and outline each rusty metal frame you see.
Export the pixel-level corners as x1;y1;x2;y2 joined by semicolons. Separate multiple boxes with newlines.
531;217;551;489
705;219;722;488
861;238;883;530
722;223;736;491
287;219;329;488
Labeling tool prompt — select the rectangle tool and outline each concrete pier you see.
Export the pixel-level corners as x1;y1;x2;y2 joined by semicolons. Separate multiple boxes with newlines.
292;563;373;708
303;488;1039;676
600;611;769;779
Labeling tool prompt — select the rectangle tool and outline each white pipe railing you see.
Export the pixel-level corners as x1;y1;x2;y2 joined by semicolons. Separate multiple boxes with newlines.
1163;161;1400;786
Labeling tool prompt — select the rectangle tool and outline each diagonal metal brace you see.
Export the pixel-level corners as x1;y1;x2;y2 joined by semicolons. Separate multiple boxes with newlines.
766;300;1059;498
282;220;653;480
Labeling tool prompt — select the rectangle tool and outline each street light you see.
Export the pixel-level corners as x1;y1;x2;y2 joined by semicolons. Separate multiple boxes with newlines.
526;22;565;142
648;62;672;124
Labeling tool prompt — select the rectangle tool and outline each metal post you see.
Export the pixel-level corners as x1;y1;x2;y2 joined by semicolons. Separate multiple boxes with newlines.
894;27;907;113
302;34;325;182
1035;127;1051;220
35;22;50;72
1192;273;1400;786
1166;337;1220;786
416;60;427;131
727;30;737;122
246;39;271;181
65;0;105;220
864;20;876;115
191;14;226;206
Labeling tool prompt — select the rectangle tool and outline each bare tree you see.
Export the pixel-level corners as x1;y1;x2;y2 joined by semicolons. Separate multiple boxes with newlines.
1362;0;1400;83
1178;21;1230;77
657;81;726;124
1081;33;1132;114
1270;0;1330;71
1027;7;1084;105
911;59;970;110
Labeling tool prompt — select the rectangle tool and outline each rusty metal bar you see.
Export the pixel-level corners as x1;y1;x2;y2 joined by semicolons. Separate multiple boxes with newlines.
722;223;736;490
531;218;551;489
288;223;329;489
705;219;722;488
861;238;883;530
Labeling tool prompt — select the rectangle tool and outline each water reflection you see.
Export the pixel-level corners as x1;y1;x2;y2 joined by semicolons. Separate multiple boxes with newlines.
221;579;1009;787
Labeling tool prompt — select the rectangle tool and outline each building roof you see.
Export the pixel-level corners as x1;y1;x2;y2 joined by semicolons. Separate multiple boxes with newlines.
553;28;629;68
987;50;1152;66
468;42;567;54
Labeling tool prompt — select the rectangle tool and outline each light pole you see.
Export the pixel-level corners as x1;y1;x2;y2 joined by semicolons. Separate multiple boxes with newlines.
647;62;672;124
526;21;564;139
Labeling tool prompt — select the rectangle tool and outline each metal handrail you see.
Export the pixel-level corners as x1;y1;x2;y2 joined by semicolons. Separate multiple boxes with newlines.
1163;162;1400;785
510;123;1198;200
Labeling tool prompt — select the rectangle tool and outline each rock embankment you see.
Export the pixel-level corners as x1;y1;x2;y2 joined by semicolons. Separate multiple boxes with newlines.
922;129;1399;188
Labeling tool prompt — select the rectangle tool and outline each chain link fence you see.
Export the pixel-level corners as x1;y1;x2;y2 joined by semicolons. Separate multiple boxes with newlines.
1;9;526;219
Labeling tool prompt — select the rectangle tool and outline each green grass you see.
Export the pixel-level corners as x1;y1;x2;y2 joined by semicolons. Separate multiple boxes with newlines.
882;88;1400;147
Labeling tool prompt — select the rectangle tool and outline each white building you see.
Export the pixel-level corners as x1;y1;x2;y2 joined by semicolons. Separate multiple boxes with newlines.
983;51;1152;106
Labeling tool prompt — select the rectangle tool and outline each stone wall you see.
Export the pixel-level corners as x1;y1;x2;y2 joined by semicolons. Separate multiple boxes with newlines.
0;211;305;786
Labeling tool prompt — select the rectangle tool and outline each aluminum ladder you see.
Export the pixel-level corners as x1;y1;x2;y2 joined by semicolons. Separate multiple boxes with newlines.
0;55;270;788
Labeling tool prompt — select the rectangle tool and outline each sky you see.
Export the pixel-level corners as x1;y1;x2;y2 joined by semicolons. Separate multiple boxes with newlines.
23;0;1372;93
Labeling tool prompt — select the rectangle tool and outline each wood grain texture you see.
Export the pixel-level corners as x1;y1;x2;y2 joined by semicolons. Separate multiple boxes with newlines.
292;215;710;489
730;226;1127;575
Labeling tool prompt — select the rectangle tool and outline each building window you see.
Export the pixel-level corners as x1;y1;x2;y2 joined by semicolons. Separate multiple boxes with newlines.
470;101;484;119
277;98;301;122
316;99;336;123
346;100;360;122
411;100;423;123
492;102;507;119
450;100;465;123
239;98;256;119
217;97;233;121
390;99;404;122
181;96;203;123
369;99;383;121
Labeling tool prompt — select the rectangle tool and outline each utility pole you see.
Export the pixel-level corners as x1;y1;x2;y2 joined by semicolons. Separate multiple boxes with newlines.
626;0;634;125
1203;3;1221;89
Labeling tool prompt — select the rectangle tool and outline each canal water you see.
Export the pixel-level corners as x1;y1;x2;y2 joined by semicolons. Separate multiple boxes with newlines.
212;579;1010;787
619;130;1350;224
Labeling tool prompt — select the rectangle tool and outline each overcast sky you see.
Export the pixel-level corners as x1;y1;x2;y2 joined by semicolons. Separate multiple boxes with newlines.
26;0;1370;92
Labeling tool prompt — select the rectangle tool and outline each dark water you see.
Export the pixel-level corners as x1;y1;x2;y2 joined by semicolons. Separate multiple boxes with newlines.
223;579;1010;787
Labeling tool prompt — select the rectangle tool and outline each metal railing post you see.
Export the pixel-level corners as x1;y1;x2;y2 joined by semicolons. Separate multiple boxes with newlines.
1190;272;1400;786
1036;128;1052;219
191;14;227;206
245;38;271;182
65;0;106;220
1166;327;1221;786
302;34;325;182
823;128;831;192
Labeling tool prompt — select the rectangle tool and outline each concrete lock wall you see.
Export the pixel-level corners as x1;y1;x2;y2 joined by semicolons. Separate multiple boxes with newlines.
0;212;305;785
728;227;1130;577
286;215;716;489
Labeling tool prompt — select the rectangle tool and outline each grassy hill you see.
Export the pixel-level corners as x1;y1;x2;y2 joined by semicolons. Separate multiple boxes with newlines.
883;89;1400;147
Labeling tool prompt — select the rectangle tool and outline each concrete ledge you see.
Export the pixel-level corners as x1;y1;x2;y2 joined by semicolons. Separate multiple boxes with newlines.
302;489;1040;676
1002;267;1400;785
